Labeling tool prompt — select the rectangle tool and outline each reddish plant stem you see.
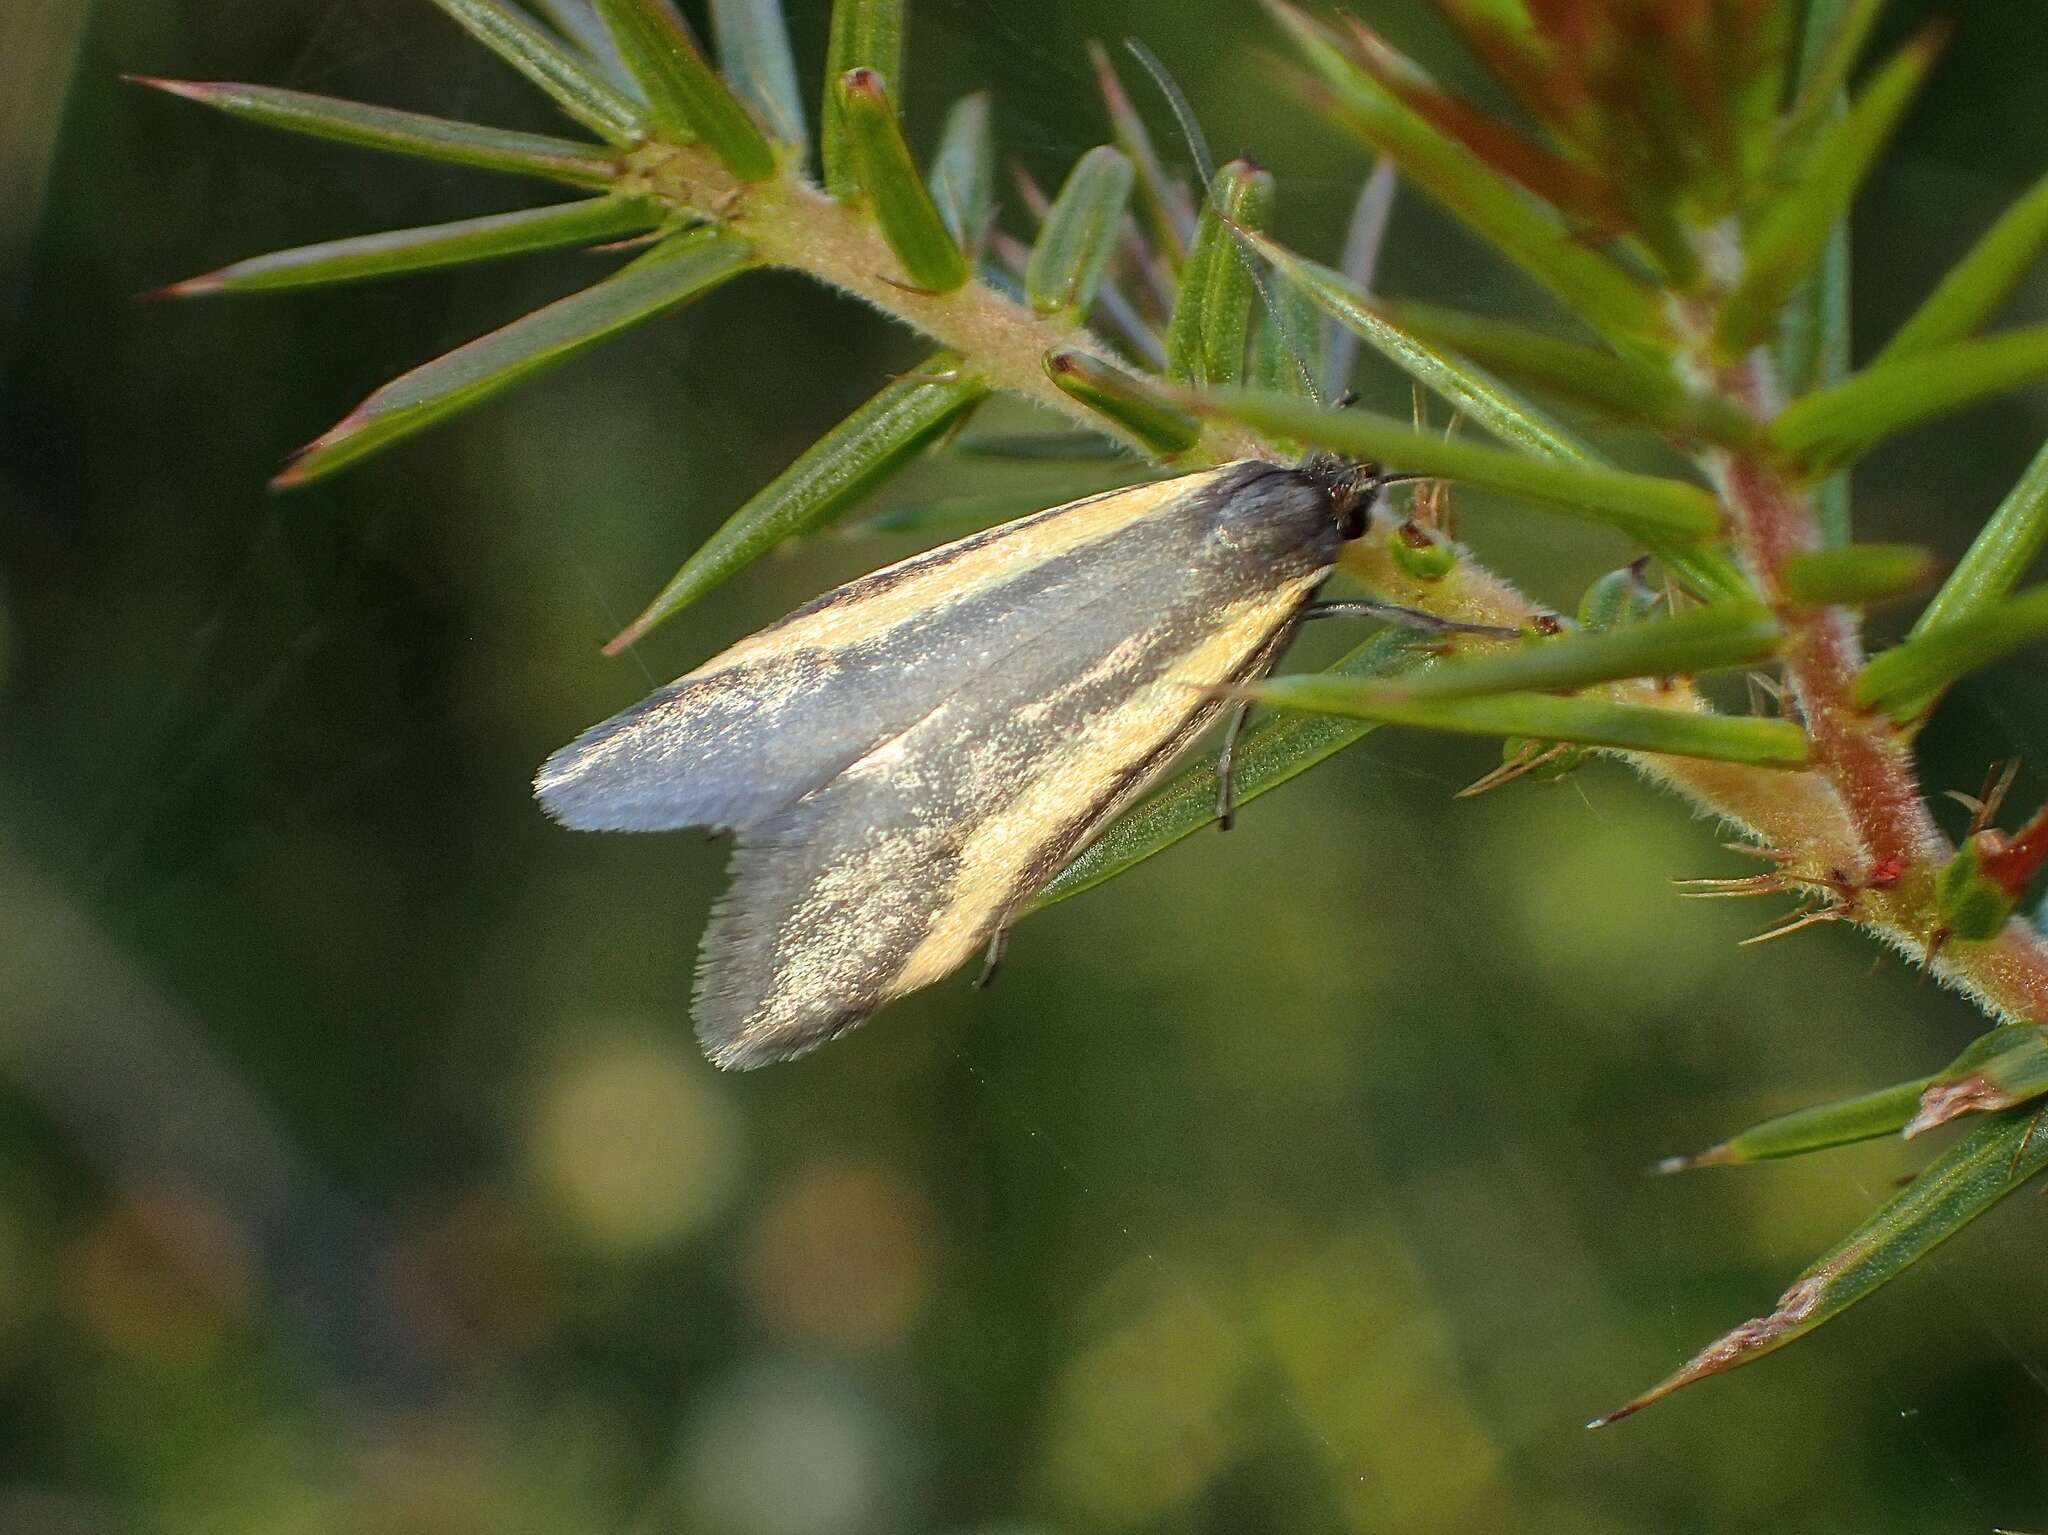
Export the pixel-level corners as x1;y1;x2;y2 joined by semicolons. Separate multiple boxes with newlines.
1707;356;1944;880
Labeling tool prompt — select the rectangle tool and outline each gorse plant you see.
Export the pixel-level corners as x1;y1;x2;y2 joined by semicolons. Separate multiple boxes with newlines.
138;0;2048;1420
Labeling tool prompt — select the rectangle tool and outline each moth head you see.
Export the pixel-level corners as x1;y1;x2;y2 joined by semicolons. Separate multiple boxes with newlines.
1296;453;1389;542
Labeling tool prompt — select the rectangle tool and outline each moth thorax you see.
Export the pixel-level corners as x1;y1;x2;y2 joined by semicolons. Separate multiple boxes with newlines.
1296;453;1387;542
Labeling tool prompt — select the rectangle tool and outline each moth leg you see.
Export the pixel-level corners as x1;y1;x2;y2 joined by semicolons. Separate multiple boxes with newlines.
973;927;1009;990
1302;599;1521;639
1214;701;1252;832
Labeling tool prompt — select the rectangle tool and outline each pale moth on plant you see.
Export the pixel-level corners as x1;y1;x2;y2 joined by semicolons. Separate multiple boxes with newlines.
138;0;2048;1419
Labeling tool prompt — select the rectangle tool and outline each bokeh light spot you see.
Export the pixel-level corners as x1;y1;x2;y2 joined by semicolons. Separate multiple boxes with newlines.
1507;792;1722;1009
528;1031;741;1248
743;1157;936;1353
62;1182;255;1363
676;1357;903;1535
1038;1267;1244;1527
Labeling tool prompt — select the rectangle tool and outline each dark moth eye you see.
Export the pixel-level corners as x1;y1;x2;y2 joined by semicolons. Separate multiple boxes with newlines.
1340;498;1370;540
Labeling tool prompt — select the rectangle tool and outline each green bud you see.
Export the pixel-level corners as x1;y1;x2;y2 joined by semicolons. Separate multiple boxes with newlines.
1500;736;1590;782
1578;560;1659;631
835;68;969;293
1166;159;1275;387
1026;145;1134;320
1936;835;2018;942
1387;519;1456;581
1044;347;1199;456
1251;275;1324;398
820;0;904;201
928;92;995;256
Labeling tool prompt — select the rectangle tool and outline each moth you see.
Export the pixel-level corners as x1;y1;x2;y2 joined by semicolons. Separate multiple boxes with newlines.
536;454;1434;1069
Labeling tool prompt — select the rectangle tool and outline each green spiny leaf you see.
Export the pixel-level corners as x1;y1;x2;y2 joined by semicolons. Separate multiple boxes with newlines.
1913;435;2048;637
1855;581;2048;716
1244;678;1810;766
274;226;754;488
1777;543;1937;607
1267;0;1665;345
1778;231;1853;540
1775;0;1886;159
1244;231;1590;463
1034;627;1421;910
1334;15;1628;236
1198;390;1724;543
1046;348;1200;456
709;0;808;152
1717;22;1947;353
1167;159;1275;388
835;69;969;293
591;0;776;177
1596;1105;2048;1424
929;93;995;258
1730;0;1799;190
129;79;620;189
156;196;660;297
1426;1;1578;154
1875;169;2048;367
821;0;903;202
606;351;984;647
528;0;641;95
1375;602;1783;703
1774;326;2048;471
1026;146;1135;321
1655;1077;1932;1172
424;0;647;144
1375;294;1761;450
1251;274;1323;398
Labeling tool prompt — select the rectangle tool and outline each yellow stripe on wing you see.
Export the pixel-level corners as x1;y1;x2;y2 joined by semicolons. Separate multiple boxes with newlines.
700;468;1242;673
888;575;1322;993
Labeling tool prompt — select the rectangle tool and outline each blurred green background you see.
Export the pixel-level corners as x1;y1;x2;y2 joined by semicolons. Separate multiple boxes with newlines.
6;1;2048;1531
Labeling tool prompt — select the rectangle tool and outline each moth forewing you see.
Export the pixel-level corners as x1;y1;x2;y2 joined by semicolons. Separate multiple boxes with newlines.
533;469;1239;835
884;606;1301;996
536;458;1377;1068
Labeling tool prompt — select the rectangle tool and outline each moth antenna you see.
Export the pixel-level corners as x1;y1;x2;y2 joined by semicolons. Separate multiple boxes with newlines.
1123;37;1323;406
1121;40;1216;235
1363;470;1434;494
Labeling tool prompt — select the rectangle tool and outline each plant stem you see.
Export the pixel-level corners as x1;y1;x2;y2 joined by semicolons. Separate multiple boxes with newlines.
623;139;1267;463
1696;349;2048;1021
1703;400;1938;879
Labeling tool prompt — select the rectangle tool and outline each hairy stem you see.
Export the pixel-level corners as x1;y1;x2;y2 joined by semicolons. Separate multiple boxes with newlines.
1705;351;1940;878
1702;349;2048;1022
624;140;1267;463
